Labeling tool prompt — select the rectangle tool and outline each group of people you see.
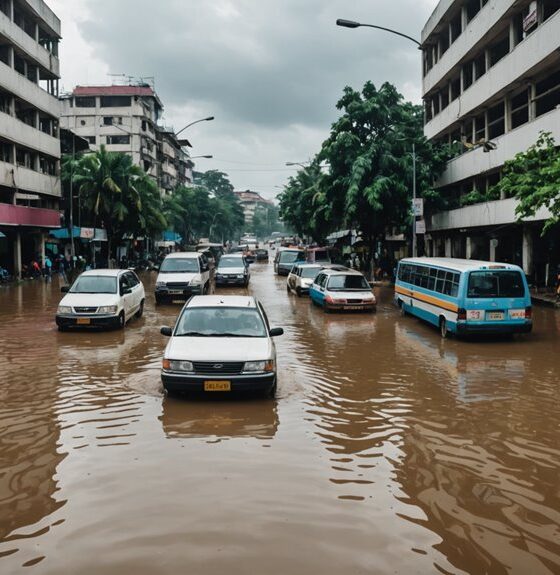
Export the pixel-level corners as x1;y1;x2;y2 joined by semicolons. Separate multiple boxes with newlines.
19;253;85;282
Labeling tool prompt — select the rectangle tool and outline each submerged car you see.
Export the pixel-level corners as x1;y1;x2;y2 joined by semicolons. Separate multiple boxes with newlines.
56;269;145;331
309;269;376;312
160;295;283;396
215;254;250;287
155;252;211;304
274;248;306;275
287;263;323;296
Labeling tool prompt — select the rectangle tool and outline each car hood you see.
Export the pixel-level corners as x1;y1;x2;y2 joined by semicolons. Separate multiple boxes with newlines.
60;293;120;307
165;336;273;361
217;267;245;274
301;278;314;287
157;272;198;283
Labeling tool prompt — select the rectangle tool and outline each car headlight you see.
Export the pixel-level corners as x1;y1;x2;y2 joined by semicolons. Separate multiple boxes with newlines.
57;305;72;314
243;360;274;373
98;305;118;314
190;278;201;286
156;281;166;287
237;274;244;279
162;359;194;372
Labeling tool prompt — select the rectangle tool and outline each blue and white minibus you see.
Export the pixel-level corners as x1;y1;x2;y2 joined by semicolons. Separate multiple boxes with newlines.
394;258;532;338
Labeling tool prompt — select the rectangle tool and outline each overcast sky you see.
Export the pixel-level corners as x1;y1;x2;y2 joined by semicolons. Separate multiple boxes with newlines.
49;0;438;199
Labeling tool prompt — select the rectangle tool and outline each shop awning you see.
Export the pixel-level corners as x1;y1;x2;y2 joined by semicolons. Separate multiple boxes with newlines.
49;227;107;241
162;230;182;243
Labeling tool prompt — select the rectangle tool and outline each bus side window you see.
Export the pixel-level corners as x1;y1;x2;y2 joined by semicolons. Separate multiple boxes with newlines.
427;268;438;291
450;273;460;297
434;270;445;293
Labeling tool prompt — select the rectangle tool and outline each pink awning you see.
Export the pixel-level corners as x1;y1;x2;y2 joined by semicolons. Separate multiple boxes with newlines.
0;204;61;228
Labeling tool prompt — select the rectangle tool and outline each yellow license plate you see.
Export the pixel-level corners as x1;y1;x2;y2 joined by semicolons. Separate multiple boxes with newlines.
204;380;231;392
76;318;91;325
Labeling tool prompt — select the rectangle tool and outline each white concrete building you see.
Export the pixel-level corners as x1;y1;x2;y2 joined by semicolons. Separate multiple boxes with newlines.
233;190;274;225
422;0;560;283
60;85;193;196
0;0;62;276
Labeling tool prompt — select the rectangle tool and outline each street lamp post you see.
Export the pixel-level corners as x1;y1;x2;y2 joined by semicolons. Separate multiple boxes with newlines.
336;17;422;257
175;116;215;138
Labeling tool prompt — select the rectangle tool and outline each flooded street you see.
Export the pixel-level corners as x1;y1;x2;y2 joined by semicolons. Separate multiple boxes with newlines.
1;261;559;575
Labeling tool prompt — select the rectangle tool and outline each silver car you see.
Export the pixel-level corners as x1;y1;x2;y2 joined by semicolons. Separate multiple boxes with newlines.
160;295;283;396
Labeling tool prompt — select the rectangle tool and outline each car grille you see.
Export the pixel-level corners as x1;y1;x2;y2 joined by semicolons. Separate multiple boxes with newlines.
166;282;190;289
73;306;98;314
347;299;363;304
192;361;244;375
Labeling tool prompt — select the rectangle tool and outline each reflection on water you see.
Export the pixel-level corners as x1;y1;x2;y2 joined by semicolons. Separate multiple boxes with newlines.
0;270;559;574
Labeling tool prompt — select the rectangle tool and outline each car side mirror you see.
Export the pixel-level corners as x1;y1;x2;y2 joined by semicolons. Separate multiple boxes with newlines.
160;326;173;337
60;286;69;293
269;327;284;337
122;287;132;295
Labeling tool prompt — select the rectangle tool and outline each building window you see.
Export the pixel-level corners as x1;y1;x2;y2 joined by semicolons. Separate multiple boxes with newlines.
463;119;474;146
432;94;440;115
450;77;461;101
0;141;13;163
466;0;481;22
103;116;114;126
100;96;131;108
488;101;505;139
106;135;130;145
86;136;96;144
474;53;486;80
440;32;449;56
0;45;9;66
512;12;525;46
450;14;462;43
441;89;449;110
0;92;11;114
463;61;473;90
511;89;529;129
75;96;96;108
489;34;510;67
535;70;560;117
542;0;560;21
14;53;25;76
474;112;485;142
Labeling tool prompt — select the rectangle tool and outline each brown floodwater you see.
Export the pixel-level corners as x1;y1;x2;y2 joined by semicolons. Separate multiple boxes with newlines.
1;262;559;574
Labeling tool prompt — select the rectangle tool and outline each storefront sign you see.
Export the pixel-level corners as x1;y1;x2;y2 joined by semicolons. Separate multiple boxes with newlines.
80;227;94;239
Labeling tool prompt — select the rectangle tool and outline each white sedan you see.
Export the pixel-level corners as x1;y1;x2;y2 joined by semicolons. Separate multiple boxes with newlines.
56;269;145;331
160;295;283;397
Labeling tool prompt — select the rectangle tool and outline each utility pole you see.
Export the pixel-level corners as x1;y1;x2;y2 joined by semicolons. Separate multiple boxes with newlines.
69;134;75;258
412;142;417;258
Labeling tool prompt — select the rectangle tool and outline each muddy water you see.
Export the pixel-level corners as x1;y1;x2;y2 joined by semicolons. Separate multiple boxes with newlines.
0;263;559;574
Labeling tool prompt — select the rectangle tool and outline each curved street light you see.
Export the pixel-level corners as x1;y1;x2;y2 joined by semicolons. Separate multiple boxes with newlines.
336;19;421;48
175;116;215;137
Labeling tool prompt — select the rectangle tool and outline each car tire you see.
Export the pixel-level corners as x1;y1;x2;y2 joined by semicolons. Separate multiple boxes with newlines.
399;300;407;316
118;311;125;330
155;295;163;306
268;380;277;398
439;317;448;339
135;299;144;319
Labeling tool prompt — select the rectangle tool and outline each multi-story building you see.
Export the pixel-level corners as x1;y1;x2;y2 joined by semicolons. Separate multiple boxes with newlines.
422;0;560;282
60;84;193;196
233;190;274;225
0;0;62;276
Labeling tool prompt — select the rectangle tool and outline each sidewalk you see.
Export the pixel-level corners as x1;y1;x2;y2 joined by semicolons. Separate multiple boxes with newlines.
531;288;560;308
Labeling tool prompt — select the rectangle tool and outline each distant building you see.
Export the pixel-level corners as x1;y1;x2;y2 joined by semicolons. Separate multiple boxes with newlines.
0;0;62;276
233;190;274;225
60;84;193;195
422;0;560;281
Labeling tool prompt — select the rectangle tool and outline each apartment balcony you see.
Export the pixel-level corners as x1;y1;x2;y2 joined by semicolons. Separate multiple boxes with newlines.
0;10;60;77
424;9;560;139
429;197;552;232
22;0;61;37
0;202;60;227
1;111;60;157
422;0;513;95
0;160;61;197
0;60;60;118
436;107;560;186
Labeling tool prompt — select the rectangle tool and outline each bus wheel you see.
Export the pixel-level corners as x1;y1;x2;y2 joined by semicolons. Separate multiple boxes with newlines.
439;317;448;339
399;300;407;316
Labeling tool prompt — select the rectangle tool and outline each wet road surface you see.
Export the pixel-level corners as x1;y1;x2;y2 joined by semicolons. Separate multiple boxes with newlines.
1;261;559;574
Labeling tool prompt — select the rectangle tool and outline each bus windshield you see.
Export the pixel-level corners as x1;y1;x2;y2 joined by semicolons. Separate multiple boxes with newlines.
279;251;305;264
467;271;525;298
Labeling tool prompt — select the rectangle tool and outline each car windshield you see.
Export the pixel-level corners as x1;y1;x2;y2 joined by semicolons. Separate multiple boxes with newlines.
327;274;370;291
467;271;525;298
160;258;199;273
301;267;321;279
219;257;244;268
175;307;267;337
279;251;304;264
70;276;117;294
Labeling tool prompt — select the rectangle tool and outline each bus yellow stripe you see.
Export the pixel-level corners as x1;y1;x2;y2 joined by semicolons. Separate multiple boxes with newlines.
395;285;458;313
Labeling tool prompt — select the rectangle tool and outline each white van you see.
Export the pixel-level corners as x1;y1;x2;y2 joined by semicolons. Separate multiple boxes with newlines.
155;252;211;304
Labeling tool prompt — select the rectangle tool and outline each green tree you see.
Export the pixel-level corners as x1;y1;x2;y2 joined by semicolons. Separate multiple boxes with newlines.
193;170;235;198
492;131;560;233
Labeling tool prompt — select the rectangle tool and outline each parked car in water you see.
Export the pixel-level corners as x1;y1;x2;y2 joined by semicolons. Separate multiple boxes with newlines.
287;263;323;296
160;295;284;396
254;248;269;261
155;252;212;304
274;247;306;275
215;253;250;287
306;247;331;264
56;269;145;331
309;269;376;312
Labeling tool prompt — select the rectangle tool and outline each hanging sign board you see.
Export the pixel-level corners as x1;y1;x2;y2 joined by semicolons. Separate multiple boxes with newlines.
80;227;94;239
412;198;424;217
415;220;426;234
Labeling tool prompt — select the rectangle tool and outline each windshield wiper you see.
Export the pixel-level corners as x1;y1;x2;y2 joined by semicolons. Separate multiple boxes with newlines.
175;331;212;337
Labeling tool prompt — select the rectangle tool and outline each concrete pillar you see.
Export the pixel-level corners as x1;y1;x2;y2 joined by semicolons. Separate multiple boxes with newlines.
445;237;452;257
38;232;46;264
8;0;14;21
490;239;497;262
466;236;473;259
13;229;21;278
504;95;512;133
461;5;468;31
522;226;533;276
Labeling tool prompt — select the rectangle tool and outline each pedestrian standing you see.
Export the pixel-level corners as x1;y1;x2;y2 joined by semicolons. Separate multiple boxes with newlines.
44;256;52;282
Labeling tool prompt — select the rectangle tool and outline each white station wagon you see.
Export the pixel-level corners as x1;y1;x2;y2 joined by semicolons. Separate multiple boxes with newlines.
56;269;145;331
160;295;283;396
